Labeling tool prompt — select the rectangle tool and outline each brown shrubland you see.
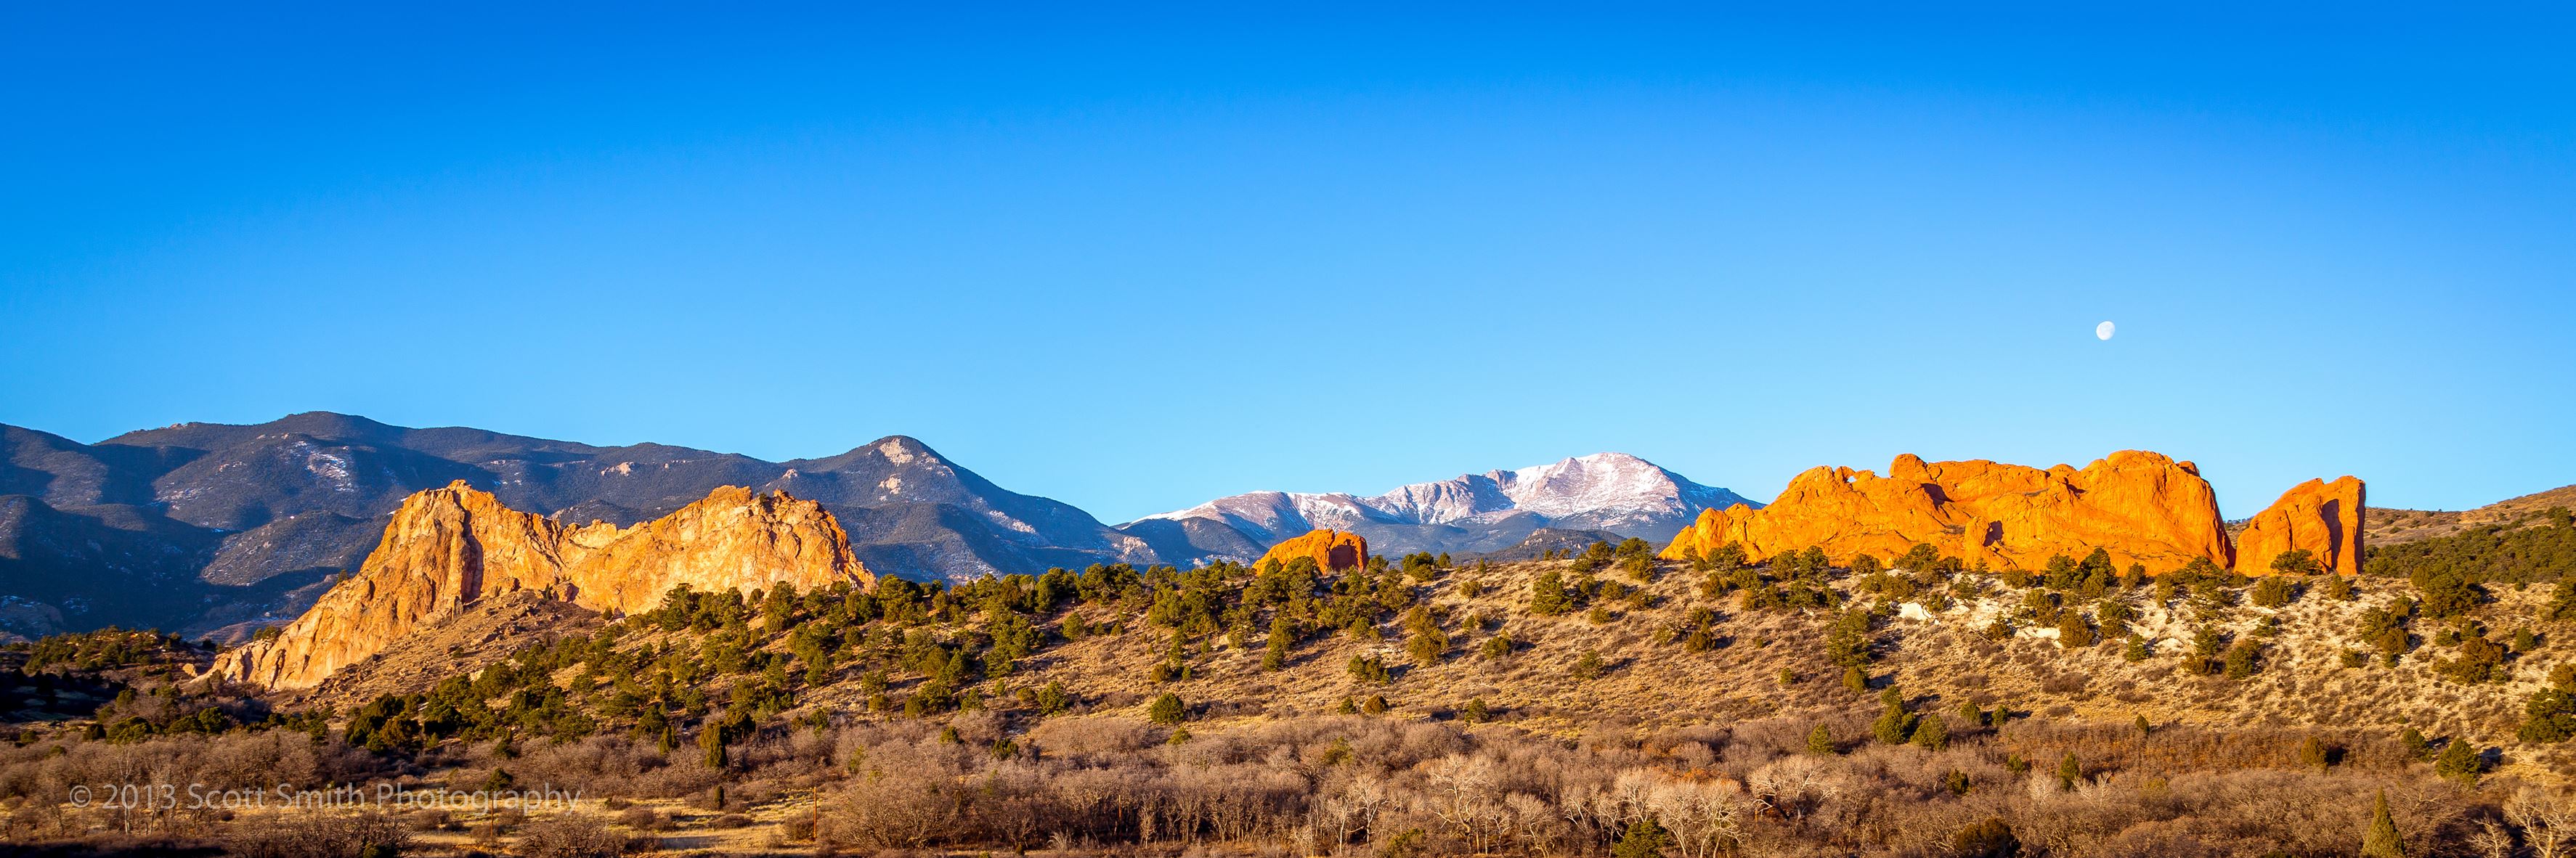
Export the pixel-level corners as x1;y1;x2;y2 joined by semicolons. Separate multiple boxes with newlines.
783;712;2524;857
8;544;2576;854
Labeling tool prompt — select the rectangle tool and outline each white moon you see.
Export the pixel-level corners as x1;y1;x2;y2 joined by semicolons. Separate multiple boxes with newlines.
2095;321;2116;340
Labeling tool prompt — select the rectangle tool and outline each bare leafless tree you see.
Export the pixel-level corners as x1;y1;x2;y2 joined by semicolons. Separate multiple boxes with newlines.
2511;788;2576;858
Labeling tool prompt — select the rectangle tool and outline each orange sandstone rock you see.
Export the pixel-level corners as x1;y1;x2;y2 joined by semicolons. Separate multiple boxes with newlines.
2233;476;2366;575
1258;528;1369;572
211;481;871;690
1659;451;2237;573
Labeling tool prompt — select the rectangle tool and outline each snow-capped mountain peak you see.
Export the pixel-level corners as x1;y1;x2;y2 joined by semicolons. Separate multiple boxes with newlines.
1123;453;1757;561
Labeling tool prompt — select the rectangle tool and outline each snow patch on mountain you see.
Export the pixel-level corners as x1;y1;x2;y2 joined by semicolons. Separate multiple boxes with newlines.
1130;453;1757;548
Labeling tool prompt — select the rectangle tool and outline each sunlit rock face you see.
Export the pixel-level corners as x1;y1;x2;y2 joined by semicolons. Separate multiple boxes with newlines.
212;481;871;690
1256;529;1370;572
2235;476;2366;575
1661;451;2244;573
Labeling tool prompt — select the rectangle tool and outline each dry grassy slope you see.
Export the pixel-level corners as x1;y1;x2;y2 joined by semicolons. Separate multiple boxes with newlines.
946;559;2576;778
2369;483;2576;544
277;592;604;713
275;555;2576;782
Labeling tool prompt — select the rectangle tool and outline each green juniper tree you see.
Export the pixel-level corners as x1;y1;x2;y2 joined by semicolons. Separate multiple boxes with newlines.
2521;687;2576;742
1612;817;1674;858
2252;576;2295;608
2223;640;2264;679
1527;569;1576;616
2055;610;2097;648
1147;692;1187;725
1572;650;1606;681
1872;687;1916;745
2361;790;2405;858
2270;549;2322;577
699;725;728;769
1402;606;1448;666
1911;714;1949;751
1827;610;1876;666
1261;615;1294;671
2435;738;2482;783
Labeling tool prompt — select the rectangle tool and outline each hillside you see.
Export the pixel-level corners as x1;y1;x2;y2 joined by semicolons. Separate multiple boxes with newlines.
0;628;224;724
9;455;2576;855
2370;483;2576;544
2364;504;2576;586
1464;526;1632;562
252;534;2576;761
8;523;2576;854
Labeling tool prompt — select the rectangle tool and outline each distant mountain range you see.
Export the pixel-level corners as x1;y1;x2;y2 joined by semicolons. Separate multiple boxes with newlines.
0;413;1751;640
0;413;1154;640
1120;452;1759;563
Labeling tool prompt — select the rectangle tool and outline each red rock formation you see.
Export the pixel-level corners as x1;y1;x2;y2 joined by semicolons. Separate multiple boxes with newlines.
2234;476;2366;575
1660;451;2238;573
212;481;871;690
1258;529;1369;572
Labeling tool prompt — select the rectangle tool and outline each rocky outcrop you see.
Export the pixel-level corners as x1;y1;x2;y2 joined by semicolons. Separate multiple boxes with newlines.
2234;476;2365;575
1256;529;1368;572
1660;451;2239;573
211;481;871;690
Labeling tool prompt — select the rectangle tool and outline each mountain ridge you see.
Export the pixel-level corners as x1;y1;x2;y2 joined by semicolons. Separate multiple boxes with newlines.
1120;452;1758;563
0;413;1153;639
2;413;1752;642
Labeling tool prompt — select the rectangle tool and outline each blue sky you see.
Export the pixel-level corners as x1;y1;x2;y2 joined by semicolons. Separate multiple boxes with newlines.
4;4;2571;522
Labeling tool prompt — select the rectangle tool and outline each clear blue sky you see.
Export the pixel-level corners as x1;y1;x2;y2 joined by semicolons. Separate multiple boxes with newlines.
4;4;2571;522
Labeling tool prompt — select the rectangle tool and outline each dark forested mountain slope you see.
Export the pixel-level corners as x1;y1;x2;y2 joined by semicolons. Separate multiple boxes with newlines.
0;413;1153;639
